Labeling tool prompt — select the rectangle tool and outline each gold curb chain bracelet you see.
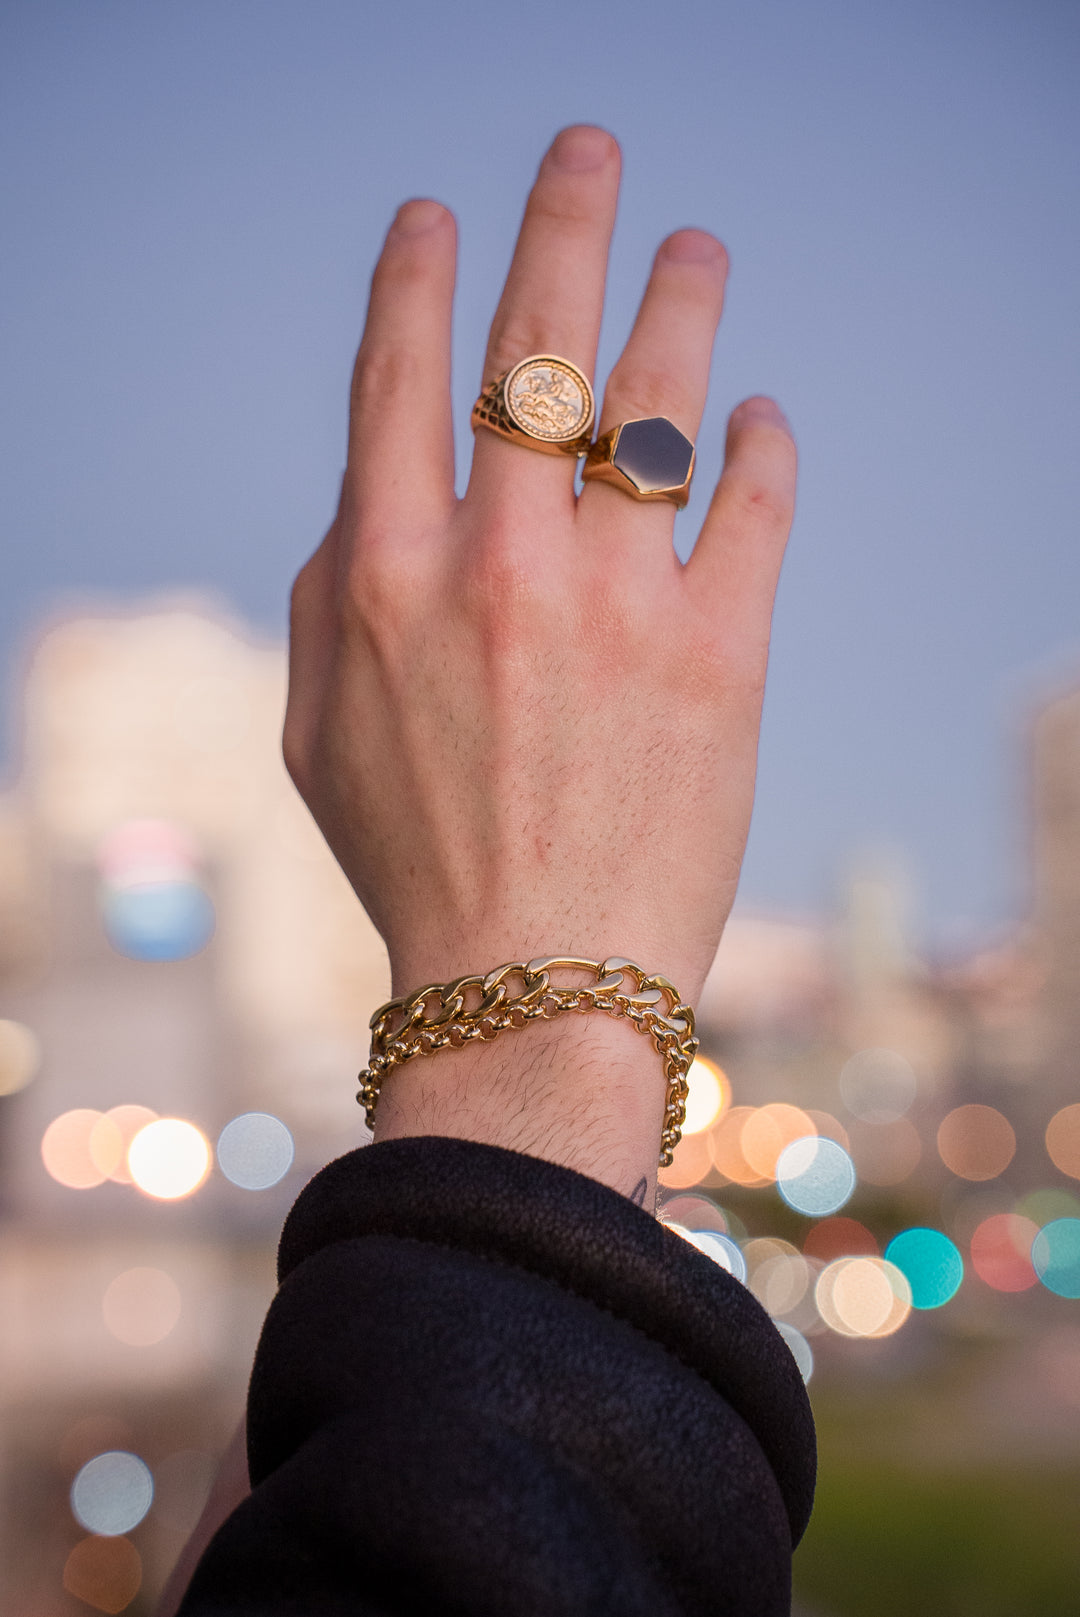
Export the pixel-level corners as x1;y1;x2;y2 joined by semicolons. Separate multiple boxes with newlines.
357;955;699;1167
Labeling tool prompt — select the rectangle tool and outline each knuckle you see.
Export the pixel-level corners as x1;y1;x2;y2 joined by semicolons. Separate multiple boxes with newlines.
350;343;423;419
342;549;402;631
484;319;556;381
340;538;433;651
527;189;599;233
725;468;794;535
603;363;687;426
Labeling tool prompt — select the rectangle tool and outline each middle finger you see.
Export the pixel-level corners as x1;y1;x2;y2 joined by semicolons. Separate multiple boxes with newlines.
468;125;621;507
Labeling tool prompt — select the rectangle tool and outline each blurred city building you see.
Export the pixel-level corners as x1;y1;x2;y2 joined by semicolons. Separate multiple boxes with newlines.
1;602;1078;1614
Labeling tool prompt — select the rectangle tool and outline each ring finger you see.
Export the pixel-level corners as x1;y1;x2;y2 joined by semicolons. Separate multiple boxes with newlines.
580;228;729;556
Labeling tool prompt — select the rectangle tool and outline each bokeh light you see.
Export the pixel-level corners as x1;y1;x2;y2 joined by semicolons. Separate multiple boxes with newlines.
41;1109;107;1190
127;1118;211;1200
71;1452;153;1535
969;1213;1039;1292
63;1535;142;1614
0;1018;42;1095
98;819;200;883
1046;1104;1080;1180
658;1192;730;1237
776;1136;856;1216
98;819;215;963
775;1321;814;1383
681;1056;730;1135
937;1104;1016;1181
658;1129;713;1190
1032;1218;1080;1299
747;1242;812;1318
1017;1187;1080;1226
816;1257;912;1337
806;1110;850;1150
741;1103;818;1180
803;1216;879;1263
885;1227;964;1309
89;1105;158;1184
744;1237;801;1276
839;1047;918;1122
216;1112;294;1190
673;1225;748;1281
848;1116;922;1187
102;1267;182;1346
102;882;215;963
707;1106;771;1187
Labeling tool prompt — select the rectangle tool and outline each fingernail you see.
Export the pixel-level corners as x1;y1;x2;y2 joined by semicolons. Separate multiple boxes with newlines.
392;199;447;237
659;230;727;266
548;125;614;172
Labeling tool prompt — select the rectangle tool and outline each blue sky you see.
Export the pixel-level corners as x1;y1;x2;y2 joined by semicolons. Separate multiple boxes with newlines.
2;0;1078;949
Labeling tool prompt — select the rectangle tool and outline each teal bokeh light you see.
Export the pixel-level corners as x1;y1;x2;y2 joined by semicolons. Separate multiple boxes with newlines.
885;1228;963;1309
1032;1218;1080;1299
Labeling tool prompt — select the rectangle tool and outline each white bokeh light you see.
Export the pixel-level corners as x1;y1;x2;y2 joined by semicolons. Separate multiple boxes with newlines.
775;1321;814;1383
216;1112;294;1190
128;1118;210;1200
776;1136;856;1217
678;1227;748;1282
681;1057;729;1135
71;1451;153;1536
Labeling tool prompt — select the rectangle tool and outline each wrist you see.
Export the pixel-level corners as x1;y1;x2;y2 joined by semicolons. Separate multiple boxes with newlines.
371;1007;666;1202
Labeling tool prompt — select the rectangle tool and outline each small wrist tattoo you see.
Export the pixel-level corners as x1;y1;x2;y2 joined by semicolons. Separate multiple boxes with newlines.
629;1177;648;1209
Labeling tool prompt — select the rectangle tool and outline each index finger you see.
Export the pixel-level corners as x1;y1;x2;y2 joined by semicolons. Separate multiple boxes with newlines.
345;198;458;530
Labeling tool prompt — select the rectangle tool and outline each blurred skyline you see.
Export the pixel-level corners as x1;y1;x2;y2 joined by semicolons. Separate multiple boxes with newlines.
2;0;1079;949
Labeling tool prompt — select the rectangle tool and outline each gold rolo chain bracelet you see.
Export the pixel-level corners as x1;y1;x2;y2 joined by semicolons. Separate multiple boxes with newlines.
357;956;699;1167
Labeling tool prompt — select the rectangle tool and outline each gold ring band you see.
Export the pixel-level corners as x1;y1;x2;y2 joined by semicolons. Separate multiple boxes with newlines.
582;416;696;507
471;354;595;457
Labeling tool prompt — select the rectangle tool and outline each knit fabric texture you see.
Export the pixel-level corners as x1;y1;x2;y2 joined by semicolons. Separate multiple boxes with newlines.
179;1136;816;1615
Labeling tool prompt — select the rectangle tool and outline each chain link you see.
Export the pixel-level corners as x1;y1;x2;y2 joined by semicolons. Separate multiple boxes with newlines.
357;955;699;1166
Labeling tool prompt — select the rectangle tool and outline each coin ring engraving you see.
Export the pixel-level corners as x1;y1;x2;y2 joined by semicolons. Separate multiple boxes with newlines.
505;359;592;443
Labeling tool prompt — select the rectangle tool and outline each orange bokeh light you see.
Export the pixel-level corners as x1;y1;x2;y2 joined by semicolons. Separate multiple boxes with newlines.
102;1266;183;1346
937;1104;1016;1181
1046;1104;1080;1181
807;1110;851;1151
740;1104;818;1181
89;1106;159;1184
708;1106;771;1187
41;1110;107;1190
63;1535;142;1614
816;1257;912;1338
658;1130;713;1190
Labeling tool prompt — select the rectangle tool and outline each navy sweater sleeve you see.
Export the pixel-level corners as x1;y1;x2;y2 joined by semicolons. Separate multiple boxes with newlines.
177;1136;816;1616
